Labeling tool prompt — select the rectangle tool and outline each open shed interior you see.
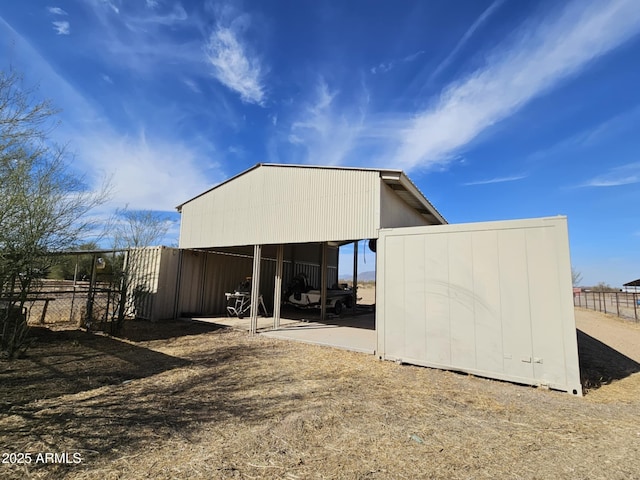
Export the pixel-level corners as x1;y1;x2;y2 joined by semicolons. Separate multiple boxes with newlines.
176;242;341;316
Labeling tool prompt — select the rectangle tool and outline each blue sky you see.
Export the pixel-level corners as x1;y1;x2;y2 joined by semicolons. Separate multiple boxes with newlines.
1;0;639;286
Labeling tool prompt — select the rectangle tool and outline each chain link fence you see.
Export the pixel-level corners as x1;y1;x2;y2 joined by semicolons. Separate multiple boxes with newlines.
574;290;639;321
22;280;117;327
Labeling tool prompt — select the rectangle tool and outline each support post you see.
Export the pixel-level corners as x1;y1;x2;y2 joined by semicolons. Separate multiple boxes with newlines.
320;242;328;322
250;244;262;335
70;256;79;322
273;244;284;330
353;240;359;309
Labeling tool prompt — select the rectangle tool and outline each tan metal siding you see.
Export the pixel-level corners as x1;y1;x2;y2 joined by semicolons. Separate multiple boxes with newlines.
179;166;379;248
177;250;207;315
126;246;181;321
379;181;430;229
376;217;581;395
154;247;181;320
176;246;338;316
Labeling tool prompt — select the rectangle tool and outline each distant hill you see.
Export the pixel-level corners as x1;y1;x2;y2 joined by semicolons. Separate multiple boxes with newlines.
338;270;376;282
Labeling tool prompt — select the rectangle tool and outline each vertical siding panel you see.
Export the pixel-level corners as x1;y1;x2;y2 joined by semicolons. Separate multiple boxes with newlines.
378;217;581;394
179;166;380;248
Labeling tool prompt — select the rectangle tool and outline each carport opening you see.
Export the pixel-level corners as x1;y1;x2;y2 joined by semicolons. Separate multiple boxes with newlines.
337;239;376;307
177;242;376;333
276;239;376;331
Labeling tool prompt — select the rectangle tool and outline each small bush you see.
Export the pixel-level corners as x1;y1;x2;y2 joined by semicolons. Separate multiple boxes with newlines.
0;305;30;359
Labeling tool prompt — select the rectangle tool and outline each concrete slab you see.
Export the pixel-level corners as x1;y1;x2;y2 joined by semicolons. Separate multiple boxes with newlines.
187;310;376;355
262;319;376;354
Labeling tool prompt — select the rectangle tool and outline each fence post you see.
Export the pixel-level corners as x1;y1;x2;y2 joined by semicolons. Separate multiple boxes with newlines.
603;292;607;314
616;292;620;317
84;254;98;328
634;293;638;322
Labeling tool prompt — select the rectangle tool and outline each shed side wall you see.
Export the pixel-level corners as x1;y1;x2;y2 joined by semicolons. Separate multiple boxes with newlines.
376;217;581;395
379;181;430;229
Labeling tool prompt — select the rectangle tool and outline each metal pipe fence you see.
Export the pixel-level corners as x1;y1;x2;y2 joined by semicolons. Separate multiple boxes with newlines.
20;280;117;327
574;291;639;322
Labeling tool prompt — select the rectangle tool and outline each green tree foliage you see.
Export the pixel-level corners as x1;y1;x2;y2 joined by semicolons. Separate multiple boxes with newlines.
47;242;99;280
0;69;109;358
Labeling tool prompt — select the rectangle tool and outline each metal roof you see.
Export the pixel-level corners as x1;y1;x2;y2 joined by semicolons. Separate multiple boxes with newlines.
623;279;640;287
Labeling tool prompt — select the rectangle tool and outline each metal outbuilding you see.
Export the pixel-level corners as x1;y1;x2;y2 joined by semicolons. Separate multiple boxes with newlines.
171;163;582;395
176;163;445;332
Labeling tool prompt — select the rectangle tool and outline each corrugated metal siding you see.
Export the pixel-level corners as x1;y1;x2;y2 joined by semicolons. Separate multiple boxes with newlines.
126;247;160;320
176;246;338;316
177;249;207;315
379;181;431;229
376;217;582;395
154;247;180;320
125;247;181;321
179;166;379;248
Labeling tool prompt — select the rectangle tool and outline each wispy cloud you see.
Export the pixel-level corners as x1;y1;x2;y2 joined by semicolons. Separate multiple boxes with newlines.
429;0;505;82
183;78;201;93
78;0;202;78
127;3;188;28
580;162;640;187
392;0;640;171
371;50;425;74
204;16;266;105
463;174;526;186
48;7;68;16
528;105;640;162
52;21;70;35
106;1;120;15
76;130;218;210
285;79;367;165
0;14;219;214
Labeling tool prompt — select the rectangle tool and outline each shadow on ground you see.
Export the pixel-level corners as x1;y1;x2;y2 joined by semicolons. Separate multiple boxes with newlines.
0;325;334;479
577;329;640;390
0;325;191;412
279;305;375;330
117;317;224;342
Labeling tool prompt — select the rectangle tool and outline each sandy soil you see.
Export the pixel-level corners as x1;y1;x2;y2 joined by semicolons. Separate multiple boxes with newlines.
356;284;375;305
574;308;640;362
1;309;640;479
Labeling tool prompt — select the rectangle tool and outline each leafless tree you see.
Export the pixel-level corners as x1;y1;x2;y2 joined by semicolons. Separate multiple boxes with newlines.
111;207;172;249
571;267;583;287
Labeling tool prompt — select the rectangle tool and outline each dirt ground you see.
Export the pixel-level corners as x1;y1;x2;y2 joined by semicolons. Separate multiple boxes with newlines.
1;308;640;479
